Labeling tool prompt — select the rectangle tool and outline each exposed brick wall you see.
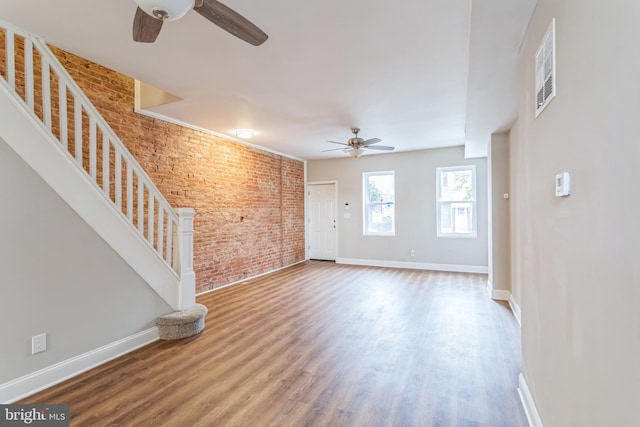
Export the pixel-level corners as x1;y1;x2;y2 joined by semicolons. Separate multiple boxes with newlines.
1;35;306;293
281;158;306;265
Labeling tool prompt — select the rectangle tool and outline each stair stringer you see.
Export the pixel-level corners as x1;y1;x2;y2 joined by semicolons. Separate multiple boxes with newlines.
0;80;182;310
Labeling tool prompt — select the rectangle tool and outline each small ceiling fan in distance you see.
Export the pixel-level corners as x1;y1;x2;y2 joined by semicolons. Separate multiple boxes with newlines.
323;128;395;158
132;0;268;46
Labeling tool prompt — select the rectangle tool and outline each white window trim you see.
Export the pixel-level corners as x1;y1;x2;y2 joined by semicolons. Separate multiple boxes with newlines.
436;165;477;238
363;171;395;236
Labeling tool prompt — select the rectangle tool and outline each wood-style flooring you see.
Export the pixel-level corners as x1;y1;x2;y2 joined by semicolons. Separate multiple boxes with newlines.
21;261;528;426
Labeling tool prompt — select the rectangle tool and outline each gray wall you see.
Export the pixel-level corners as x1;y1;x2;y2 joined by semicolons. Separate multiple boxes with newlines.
508;122;524;308
488;134;511;293
307;146;488;269
512;0;640;425
0;139;171;384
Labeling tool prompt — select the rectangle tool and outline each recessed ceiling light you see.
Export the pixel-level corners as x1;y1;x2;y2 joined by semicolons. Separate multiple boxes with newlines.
234;129;255;138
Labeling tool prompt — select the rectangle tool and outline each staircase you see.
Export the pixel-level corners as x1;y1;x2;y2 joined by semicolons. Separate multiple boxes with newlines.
0;20;195;311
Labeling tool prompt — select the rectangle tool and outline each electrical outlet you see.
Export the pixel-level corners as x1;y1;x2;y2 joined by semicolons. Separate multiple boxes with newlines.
410;249;416;257
32;333;47;354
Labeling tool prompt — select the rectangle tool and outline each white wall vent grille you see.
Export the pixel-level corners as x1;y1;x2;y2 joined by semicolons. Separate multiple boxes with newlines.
535;18;556;117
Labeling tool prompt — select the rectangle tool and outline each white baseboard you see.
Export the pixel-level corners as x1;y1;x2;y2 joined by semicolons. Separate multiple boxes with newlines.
509;295;522;326
518;373;544;427
0;327;159;404
491;289;511;301
336;258;488;274
486;280;511;301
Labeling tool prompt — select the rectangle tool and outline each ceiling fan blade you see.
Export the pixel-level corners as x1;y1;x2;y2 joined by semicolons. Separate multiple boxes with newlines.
322;147;348;152
195;0;268;46
327;141;350;146
362;138;382;146
366;145;395;151
133;7;163;43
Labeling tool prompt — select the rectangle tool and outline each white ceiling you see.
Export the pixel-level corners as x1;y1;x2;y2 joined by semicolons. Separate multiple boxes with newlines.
0;0;536;160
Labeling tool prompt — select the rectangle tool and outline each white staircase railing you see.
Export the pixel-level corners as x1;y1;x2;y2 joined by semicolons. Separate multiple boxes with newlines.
0;20;195;309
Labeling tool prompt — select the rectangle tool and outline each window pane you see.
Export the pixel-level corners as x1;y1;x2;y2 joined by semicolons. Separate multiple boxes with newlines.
439;202;452;233
364;172;395;235
367;174;395;203
451;202;473;234
436;166;476;238
366;202;395;234
439;201;474;234
440;169;473;201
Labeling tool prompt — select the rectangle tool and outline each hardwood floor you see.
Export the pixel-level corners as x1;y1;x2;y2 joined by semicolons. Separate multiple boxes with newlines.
21;261;527;426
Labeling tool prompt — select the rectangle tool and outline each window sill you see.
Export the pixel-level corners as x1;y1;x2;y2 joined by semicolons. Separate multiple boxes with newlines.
437;233;477;239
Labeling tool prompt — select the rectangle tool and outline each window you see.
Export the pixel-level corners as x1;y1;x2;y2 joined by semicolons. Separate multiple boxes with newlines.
363;171;395;236
436;165;476;237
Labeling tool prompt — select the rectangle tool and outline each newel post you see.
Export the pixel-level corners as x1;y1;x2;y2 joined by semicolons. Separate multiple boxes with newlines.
176;208;196;310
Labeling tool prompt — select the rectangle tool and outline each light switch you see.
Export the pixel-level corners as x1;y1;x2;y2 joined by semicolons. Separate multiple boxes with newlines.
555;172;571;197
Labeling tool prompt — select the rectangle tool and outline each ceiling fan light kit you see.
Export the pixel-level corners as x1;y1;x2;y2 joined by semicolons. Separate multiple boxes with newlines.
323;128;395;158
132;0;268;46
135;0;194;21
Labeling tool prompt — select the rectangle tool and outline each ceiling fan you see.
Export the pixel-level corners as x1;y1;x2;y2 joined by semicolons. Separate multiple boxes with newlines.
323;128;395;158
132;0;268;46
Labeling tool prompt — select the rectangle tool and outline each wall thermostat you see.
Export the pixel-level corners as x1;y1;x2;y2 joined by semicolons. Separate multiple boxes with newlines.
555;172;571;197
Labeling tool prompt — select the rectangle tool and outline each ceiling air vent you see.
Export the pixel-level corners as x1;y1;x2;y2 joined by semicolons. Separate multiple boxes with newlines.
535;18;556;117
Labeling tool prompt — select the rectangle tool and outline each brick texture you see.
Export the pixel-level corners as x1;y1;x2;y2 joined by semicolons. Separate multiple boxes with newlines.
0;33;305;294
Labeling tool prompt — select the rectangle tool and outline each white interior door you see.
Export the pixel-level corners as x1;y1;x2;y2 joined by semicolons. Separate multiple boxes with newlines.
309;183;337;261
